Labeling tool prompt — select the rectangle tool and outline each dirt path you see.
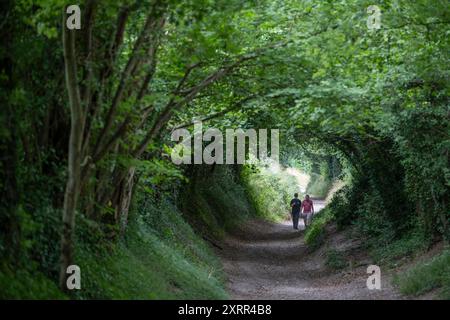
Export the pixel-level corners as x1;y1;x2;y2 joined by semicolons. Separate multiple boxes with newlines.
220;200;403;300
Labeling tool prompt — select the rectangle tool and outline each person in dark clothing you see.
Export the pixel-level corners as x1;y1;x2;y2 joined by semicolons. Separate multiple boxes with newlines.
290;193;302;230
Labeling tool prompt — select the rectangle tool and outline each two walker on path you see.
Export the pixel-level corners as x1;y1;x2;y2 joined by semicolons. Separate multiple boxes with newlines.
290;193;314;230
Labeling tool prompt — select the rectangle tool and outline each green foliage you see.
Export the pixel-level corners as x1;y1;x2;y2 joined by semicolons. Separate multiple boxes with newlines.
128;157;187;187
0;264;66;299
181;166;256;238
304;208;333;250
0;191;229;299
241;162;299;222
394;249;450;299
388;107;450;240
306;172;332;198
73;216;227;299
326;185;359;231
354;190;395;245
325;249;348;270
2;0;450;300
370;230;429;266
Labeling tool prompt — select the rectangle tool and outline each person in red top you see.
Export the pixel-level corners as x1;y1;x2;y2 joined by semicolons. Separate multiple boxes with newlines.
301;194;314;229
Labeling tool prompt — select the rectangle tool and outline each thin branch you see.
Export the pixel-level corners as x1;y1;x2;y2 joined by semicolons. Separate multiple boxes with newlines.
81;6;130;155
172;95;257;130
93;10;165;157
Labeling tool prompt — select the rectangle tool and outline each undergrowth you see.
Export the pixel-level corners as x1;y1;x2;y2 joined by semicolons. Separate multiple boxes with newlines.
394;249;450;299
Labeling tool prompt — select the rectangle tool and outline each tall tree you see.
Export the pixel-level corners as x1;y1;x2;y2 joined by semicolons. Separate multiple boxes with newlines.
60;6;84;290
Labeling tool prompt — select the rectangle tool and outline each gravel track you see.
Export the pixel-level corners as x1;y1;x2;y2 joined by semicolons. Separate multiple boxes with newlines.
220;201;402;300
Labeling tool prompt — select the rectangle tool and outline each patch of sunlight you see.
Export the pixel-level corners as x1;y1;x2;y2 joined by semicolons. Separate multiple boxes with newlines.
285;167;310;194
267;160;282;174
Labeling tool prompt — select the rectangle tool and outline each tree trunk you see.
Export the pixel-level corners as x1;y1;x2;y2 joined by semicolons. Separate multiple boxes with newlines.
116;167;136;235
59;9;84;291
